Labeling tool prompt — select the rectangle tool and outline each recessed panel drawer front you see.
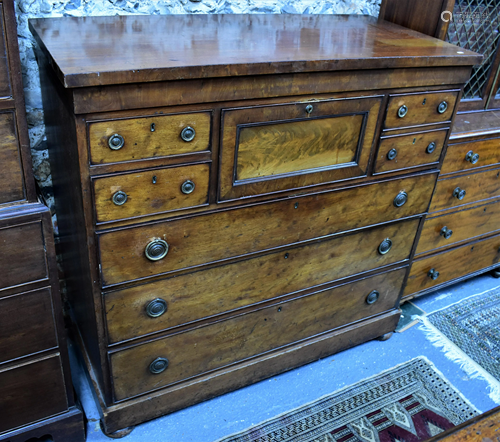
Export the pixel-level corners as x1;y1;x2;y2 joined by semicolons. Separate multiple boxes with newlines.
98;173;434;287
93;163;210;223
0;288;58;363
105;219;418;343
0;221;48;291
110;268;406;400
384;90;459;130
0;111;25;204
0;355;68;433
374;129;447;174
0;5;12;99
404;233;500;297
442;138;500;175
88;111;212;165
218;96;382;201
429;167;500;213
416;199;500;255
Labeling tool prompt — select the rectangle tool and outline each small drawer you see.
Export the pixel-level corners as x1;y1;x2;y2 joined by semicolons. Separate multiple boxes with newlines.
384;90;459;130
0;288;58;363
88;111;212;165
0;355;68;433
416;199;500;255
429;167;500;213
0;5;12;99
442;137;500;175
0;220;48;291
374;129;447;174
404;232;500;298
109;268;405;400
93;163;210;223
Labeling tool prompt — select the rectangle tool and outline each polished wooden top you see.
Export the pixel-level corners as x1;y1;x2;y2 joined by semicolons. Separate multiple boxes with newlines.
29;14;481;88
451;110;500;140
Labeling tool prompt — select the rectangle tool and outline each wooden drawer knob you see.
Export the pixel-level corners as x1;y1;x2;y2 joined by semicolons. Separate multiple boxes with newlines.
398;105;408;118
181;180;195;195
437;101;448;114
146;298;168;318
112;191;128;206
465;150;480;164
149;357;169;374
145;239;169;261
108;133;125;150
393;191;408;208
428;268;440;280
440;226;453;240
378;238;393;255
387;148;398;161
366;290;380;305
180;126;196;142
453;187;466;200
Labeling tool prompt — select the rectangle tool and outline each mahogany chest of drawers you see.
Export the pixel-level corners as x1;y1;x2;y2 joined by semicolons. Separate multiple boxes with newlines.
30;14;480;434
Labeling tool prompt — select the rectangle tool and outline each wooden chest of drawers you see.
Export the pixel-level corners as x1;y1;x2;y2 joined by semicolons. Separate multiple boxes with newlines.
30;14;480;434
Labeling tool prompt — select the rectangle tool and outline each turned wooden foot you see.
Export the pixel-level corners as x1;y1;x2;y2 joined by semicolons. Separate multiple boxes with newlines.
100;421;135;438
378;332;394;342
491;267;500;279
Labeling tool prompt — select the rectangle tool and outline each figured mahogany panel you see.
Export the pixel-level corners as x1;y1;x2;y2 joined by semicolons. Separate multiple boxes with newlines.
442;137;500;175
0;4;11;99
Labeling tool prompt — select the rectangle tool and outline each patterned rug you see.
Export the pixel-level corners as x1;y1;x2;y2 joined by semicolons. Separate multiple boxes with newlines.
215;357;478;442
419;286;500;403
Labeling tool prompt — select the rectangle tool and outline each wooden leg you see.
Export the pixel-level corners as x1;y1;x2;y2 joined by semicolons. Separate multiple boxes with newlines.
491;267;500;278
378;332;393;341
100;421;135;439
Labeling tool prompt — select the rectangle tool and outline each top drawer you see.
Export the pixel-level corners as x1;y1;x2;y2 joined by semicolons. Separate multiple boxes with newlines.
88;111;212;165
218;95;382;201
0;5;12;100
384;90;459;130
442;137;500;175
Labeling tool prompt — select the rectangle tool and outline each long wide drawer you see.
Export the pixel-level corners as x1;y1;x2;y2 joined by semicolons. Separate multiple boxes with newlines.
98;173;436;286
109;268;406;401
104;219;418;343
442;137;500;175
404;232;500;297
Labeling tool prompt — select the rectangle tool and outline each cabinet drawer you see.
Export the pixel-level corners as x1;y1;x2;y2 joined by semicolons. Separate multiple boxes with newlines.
429;167;500;213
416;199;500;255
93;163;210;223
384;90;459;130
442;137;500;175
404;233;500;297
0;111;25;204
98;173;432;287
104;219;418;343
0;355;68;433
374;129;447;174
109;268;405;400
218;95;382;201
0;288;58;364
0;220;48;291
88;111;211;165
0;5;12;99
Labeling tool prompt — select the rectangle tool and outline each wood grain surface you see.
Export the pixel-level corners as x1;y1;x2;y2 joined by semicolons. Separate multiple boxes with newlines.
0;4;11;99
442;137;500;175
451;110;500;141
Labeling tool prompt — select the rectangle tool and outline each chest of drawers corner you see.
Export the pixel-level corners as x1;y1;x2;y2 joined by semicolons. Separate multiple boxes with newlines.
29;13;480;434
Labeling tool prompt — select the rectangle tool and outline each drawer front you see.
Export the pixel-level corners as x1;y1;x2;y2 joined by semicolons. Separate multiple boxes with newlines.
442;137;500;175
416;199;500;255
110;268;406;400
88;111;211;165
0;5;12;99
0;111;25;204
384;91;459;130
404;233;500;297
219;95;382;201
93;163;210;223
0;355;68;433
0;288;58;364
429;167;500;213
0;221;48;291
98;173;435;287
105;219;418;343
374;129;447;174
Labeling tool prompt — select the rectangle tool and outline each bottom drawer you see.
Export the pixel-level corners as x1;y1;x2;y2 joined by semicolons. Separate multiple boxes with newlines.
110;268;406;401
0;355;68;433
404;233;500;298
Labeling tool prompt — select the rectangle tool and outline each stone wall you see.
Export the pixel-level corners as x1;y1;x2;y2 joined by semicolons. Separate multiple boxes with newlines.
14;0;381;220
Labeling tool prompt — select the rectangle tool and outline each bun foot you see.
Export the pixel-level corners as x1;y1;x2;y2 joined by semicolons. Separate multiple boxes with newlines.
378;332;393;341
100;421;135;438
491;267;500;279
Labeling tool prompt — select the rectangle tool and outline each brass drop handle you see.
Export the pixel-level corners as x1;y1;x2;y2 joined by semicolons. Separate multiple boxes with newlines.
146;298;168;318
387;148;398;161
180;126;196;142
145;239;169;261
393;191;408;208
440;226;453;240
305;104;314;114
149;357;169;374
437;101;448;114
428;268;440;280
426;142;436;154
108;133;125;150
378;238;393;255
181;180;195;195
398;105;408;118
366;290;380;305
112;191;127;206
453;187;466;200
465;150;480;164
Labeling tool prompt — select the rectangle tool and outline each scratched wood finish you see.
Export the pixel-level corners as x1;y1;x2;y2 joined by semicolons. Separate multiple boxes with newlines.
220;96;382;201
417;199;500;255
429;167;500;213
93;163;210;223
0;288;57;363
404;233;500;297
441;137;500;175
384;91;459;130
374;129;448;174
88;111;211;165
110;268;406;400
0;111;25;204
0;4;11;99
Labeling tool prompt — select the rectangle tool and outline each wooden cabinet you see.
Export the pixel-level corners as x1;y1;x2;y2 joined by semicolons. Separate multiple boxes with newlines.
30;13;480;434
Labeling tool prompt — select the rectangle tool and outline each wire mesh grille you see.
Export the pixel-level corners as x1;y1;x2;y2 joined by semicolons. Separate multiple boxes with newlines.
446;0;500;101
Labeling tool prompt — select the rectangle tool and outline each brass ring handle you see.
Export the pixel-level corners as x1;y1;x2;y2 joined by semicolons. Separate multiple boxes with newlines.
366;290;380;305
393;191;408;208
465;150;480;164
181;180;195;195
428;268;440;280
146;298;168;318
378;238;393;255
145;239;169;261
453;187;466;200
398;105;408;118
112;191;127;206
426;142;436;154
180;126;196;142
149;357;169;374
437;101;448;114
440;226;453;240
387;148;398;161
108;133;125;150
